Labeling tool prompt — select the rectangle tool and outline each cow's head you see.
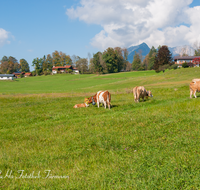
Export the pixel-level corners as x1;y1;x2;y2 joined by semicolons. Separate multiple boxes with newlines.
147;91;153;97
85;94;97;105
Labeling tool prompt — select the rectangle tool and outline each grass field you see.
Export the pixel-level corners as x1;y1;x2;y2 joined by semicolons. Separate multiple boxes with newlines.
0;68;200;189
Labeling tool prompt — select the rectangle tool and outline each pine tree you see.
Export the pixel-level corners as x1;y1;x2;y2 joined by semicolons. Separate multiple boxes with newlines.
132;52;142;71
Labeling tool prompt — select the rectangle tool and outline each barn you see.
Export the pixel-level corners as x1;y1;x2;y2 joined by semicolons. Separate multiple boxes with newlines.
0;74;16;80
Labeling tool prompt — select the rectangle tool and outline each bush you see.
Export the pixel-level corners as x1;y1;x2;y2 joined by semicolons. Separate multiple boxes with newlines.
187;62;194;67
158;64;170;72
43;71;51;76
169;64;178;70
182;62;189;68
31;71;36;76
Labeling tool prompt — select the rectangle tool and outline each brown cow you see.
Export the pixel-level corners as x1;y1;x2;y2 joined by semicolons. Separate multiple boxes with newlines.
133;86;153;103
190;80;200;98
85;91;111;109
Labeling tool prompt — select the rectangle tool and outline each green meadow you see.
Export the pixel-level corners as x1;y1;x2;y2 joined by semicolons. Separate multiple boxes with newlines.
0;68;200;189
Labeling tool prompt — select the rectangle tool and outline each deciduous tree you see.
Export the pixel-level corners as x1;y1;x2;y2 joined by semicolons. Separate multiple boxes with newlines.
0;56;20;74
76;58;88;74
20;59;30;72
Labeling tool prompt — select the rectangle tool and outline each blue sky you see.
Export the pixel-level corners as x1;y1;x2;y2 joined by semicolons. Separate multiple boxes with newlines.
0;0;200;71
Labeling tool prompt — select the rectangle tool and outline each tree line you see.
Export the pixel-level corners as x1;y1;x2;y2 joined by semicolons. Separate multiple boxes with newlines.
0;56;30;74
1;44;200;75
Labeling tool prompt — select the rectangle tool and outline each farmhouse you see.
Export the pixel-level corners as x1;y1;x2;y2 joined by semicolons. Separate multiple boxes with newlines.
73;67;79;74
24;73;32;77
174;56;200;67
52;65;79;74
0;74;16;80
13;72;25;78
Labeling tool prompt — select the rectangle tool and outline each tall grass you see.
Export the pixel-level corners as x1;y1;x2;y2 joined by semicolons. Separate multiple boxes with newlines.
0;68;200;189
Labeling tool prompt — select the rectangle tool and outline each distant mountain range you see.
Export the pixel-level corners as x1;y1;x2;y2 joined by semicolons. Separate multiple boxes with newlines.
127;43;195;63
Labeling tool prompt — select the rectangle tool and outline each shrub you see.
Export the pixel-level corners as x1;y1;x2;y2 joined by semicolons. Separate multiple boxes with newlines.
31;71;36;76
187;62;194;67
182;62;189;68
43;71;51;76
158;64;170;72
169;64;178;70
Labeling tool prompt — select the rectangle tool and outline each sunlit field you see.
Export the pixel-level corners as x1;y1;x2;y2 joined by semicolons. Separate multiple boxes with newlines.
0;68;200;189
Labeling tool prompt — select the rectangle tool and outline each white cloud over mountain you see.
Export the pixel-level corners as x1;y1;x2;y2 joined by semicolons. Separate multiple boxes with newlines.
66;0;200;50
0;28;10;47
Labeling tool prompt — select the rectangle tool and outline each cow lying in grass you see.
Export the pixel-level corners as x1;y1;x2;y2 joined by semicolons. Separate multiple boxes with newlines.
190;80;200;98
85;90;111;109
73;103;89;108
133;86;153;103
73;99;89;108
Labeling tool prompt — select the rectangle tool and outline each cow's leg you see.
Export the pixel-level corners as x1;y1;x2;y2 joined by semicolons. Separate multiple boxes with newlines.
108;102;110;109
104;101;107;109
194;90;197;98
190;89;193;98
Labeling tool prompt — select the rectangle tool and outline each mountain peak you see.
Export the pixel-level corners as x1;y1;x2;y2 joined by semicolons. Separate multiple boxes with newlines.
127;43;150;63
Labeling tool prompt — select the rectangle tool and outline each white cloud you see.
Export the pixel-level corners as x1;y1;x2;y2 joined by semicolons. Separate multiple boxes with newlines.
0;28;11;47
66;0;200;50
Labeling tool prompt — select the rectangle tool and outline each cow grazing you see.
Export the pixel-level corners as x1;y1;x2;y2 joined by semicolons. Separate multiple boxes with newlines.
133;86;153;103
73;103;89;108
85;90;111;109
190;80;200;98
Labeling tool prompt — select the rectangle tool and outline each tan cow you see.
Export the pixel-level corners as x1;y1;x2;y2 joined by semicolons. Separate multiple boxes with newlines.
85;90;111;109
133;86;153;103
73;103;89;108
190;80;200;98
192;79;200;83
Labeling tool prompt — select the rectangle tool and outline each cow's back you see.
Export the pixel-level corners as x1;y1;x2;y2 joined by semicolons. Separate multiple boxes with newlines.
192;79;200;83
137;86;146;97
97;91;111;102
190;81;200;91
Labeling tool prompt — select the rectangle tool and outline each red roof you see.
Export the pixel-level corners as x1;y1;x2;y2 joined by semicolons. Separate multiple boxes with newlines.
24;73;32;76
52;65;72;70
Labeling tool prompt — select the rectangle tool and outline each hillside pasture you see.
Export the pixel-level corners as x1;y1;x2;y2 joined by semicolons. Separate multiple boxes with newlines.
0;68;200;189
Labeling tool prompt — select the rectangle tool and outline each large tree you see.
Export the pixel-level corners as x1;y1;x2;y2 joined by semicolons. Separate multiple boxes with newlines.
154;45;173;73
103;48;118;73
32;58;43;76
93;51;103;73
76;58;88;74
148;46;157;70
52;51;72;67
20;59;30;72
0;56;20;74
132;52;142;71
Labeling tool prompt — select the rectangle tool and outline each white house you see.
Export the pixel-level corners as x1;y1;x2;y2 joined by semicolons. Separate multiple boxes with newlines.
0;74;16;80
52;65;79;74
73;67;79;74
174;56;200;67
